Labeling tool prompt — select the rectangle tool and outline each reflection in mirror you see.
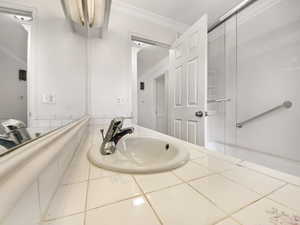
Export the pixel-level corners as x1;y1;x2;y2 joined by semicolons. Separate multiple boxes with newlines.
0;10;32;154
133;38;169;135
0;8;81;156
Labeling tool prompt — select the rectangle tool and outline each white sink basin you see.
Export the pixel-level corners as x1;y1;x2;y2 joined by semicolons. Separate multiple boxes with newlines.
88;136;190;174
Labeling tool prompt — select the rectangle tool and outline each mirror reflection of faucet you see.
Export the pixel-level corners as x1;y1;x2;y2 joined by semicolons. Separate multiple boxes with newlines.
0;119;32;150
100;117;134;155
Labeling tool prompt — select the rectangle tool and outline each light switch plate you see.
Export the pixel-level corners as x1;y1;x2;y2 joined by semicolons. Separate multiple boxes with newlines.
116;97;125;104
42;94;56;104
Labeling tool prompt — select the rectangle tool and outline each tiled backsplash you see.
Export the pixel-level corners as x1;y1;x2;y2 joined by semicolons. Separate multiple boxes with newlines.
1;119;89;225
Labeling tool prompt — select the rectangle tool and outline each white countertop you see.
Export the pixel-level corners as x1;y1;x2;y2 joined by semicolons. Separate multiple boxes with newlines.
42;125;300;225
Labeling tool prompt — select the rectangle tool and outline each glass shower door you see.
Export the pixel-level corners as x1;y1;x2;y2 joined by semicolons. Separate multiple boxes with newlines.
235;0;300;175
207;24;226;153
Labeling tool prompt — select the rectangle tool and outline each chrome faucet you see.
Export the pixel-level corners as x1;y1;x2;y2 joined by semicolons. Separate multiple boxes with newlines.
0;119;31;149
100;117;134;155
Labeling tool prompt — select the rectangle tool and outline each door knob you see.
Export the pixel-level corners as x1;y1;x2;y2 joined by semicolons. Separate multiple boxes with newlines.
195;111;203;117
195;111;208;117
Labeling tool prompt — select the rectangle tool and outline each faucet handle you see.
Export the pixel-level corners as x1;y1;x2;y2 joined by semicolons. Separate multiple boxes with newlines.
100;129;105;140
121;116;133;120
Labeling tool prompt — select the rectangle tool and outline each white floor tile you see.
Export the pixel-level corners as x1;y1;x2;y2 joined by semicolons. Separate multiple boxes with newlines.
134;172;182;193
173;161;214;181
214;218;240;225
62;161;89;185
189;148;206;159
268;184;300;212
45;182;87;220
86;197;160;225
73;149;90;166
89;165;118;180
190;174;261;214
232;198;300;225
87;175;141;209
241;161;300;186
43;214;84;225
2;183;40;225
193;156;237;172
147;184;226;225
209;152;243;164
222;167;285;195
39;161;61;214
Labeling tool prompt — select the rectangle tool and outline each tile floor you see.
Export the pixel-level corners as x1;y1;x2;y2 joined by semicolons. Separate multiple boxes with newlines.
42;130;300;225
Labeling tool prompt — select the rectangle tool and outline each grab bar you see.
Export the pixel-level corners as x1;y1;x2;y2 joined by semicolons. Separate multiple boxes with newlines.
207;98;231;103
236;101;292;128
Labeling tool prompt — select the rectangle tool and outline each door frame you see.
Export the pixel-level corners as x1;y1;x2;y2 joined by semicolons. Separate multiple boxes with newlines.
153;72;168;134
131;34;170;124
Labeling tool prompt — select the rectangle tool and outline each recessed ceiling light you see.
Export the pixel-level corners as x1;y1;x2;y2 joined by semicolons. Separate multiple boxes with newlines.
14;15;32;22
133;41;151;48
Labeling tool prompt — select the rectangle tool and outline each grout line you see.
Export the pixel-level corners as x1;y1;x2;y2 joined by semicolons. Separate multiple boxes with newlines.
212;216;235;225
172;166;282;224
132;175;164;225
61;179;90;186
204;154;299;189
41;128;300;224
218;172;287;196
240;165;300;188
264;183;300;213
186;179;229;215
36;177;42;221
176;172;219;183
171;168;221;184
231;217;244;225
88;173;121;182
83;160;91;225
212;216;243;225
170;170;232;221
40;130;89;222
85;193;144;212
42;211;84;222
141;181;184;195
221;184;289;220
43;131;93;223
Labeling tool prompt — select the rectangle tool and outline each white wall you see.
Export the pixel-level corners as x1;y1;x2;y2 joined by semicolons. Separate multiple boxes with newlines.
137;57;169;130
0;0;88;127
137;45;169;76
88;6;178;124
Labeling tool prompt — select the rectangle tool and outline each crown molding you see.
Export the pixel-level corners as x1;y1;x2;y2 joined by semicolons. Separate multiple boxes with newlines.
111;0;189;33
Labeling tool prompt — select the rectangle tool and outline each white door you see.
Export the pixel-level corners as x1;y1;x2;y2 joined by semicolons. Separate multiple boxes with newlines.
155;74;167;133
169;15;208;146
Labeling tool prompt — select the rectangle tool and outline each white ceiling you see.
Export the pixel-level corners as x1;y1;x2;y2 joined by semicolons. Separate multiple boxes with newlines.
137;45;169;76
116;0;245;26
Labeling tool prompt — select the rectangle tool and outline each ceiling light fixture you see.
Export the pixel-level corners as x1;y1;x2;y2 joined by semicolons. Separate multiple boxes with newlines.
61;0;111;38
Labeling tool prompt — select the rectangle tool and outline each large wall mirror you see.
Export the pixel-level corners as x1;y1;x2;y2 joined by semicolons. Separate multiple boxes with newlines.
0;6;84;157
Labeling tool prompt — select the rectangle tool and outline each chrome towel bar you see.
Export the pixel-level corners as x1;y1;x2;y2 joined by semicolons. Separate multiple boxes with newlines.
207;98;231;103
236;101;292;128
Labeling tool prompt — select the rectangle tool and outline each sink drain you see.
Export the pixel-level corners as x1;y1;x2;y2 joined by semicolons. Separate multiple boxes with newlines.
165;144;170;151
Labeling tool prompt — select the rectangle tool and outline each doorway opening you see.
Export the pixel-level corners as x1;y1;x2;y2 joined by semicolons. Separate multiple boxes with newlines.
131;36;170;135
132;15;208;145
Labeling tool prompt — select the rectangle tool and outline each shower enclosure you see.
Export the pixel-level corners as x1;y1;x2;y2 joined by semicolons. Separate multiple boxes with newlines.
207;0;300;176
